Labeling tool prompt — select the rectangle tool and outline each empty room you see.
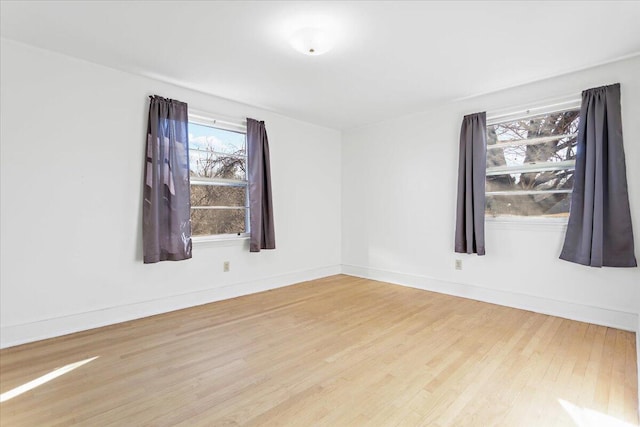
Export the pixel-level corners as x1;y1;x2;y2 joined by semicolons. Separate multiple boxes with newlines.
1;1;639;426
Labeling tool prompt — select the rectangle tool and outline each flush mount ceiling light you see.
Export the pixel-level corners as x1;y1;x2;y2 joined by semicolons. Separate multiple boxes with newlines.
289;27;333;56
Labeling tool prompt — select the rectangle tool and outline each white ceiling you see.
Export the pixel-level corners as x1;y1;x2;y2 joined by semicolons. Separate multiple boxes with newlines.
2;1;639;130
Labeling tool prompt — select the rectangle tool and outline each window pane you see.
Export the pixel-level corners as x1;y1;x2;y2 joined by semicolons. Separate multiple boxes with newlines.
487;139;577;169
189;150;246;180
487;170;574;193
486;108;579;217
188;118;249;236
191;208;247;236
486;193;571;217
188;121;246;180
487;110;579;166
191;184;246;208
189;122;246;154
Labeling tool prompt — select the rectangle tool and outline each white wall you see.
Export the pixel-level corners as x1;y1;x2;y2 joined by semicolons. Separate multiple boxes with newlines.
2;37;638;351
342;56;640;331
0;39;342;348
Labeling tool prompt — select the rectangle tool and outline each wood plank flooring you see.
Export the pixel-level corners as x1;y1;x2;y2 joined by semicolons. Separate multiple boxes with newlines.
0;275;638;426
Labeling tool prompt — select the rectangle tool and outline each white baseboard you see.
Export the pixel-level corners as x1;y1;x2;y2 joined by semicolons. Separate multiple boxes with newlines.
341;264;638;332
637;316;640;419
0;264;341;349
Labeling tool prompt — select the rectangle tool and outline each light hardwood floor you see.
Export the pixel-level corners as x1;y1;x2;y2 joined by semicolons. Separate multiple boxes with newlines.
0;275;637;426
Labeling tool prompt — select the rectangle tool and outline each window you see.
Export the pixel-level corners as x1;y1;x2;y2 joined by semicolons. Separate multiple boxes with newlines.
188;113;249;237
485;103;580;218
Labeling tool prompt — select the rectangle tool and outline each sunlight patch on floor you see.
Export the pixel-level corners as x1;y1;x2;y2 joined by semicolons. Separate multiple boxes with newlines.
558;399;635;427
0;356;98;403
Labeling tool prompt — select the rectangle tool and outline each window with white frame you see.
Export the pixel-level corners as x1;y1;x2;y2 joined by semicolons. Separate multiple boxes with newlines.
188;113;249;237
485;103;581;218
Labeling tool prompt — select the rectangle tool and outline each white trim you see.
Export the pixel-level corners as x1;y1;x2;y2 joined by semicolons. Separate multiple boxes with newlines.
191;234;249;245
486;159;575;176
341;264;637;332
0;265;341;349
487;99;581;125
191;177;247;187
189;146;246;158
188;110;247;133
486;133;577;150
486;189;572;197
191;206;248;210
485;215;568;231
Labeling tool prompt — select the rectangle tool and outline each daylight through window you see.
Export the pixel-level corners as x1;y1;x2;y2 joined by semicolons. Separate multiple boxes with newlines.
486;104;580;218
188;114;249;237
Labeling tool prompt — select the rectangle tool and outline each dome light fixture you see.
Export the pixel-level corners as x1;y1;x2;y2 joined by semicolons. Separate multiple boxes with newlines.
289;27;333;56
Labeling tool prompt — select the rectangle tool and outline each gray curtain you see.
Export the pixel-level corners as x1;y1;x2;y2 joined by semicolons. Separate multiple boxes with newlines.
247;118;275;252
455;112;487;255
143;95;192;263
560;84;636;267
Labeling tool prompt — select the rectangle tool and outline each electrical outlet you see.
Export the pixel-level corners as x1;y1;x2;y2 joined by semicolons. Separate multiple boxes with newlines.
455;259;462;270
223;261;230;272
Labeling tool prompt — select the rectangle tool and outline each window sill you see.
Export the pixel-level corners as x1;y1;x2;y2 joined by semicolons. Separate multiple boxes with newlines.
192;234;249;247
485;216;568;231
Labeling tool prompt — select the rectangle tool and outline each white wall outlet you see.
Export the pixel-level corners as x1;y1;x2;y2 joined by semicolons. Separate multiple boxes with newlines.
455;259;462;270
223;261;230;272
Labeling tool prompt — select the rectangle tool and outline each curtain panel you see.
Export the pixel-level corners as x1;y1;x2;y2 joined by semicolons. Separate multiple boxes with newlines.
560;83;636;267
142;95;192;263
247;118;275;252
455;112;487;255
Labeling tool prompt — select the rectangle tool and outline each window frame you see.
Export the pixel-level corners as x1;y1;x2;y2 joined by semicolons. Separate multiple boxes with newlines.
485;98;581;224
188;111;250;242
